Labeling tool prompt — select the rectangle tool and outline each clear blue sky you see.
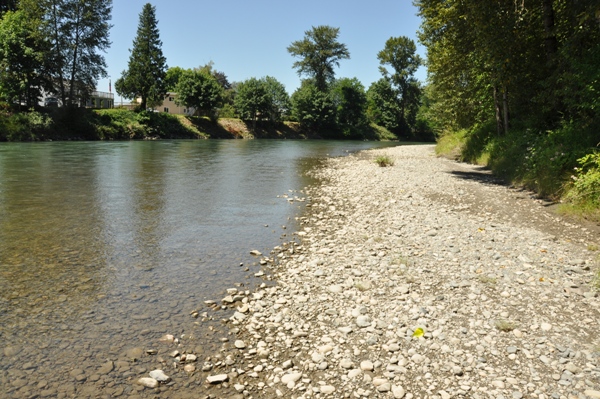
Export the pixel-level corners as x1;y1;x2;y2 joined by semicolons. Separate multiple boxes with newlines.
98;1;427;102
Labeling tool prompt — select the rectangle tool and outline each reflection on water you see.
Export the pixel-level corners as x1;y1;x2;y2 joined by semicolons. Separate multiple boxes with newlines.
0;139;400;397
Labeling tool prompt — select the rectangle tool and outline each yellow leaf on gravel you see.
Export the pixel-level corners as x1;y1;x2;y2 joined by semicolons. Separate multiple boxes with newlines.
412;328;424;338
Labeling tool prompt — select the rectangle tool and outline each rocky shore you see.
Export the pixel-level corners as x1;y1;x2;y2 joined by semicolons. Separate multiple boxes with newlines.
199;144;600;399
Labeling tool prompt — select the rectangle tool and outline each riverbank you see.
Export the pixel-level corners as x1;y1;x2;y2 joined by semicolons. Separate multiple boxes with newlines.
199;144;600;399
0;108;399;141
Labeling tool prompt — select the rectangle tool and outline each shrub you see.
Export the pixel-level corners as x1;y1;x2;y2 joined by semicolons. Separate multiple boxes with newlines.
375;155;394;167
565;152;600;209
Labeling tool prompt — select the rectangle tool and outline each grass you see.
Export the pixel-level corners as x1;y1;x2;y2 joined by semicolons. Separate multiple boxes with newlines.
495;319;517;332
375;155;395;167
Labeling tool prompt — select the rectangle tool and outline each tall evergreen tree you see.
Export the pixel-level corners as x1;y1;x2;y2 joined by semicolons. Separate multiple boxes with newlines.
46;0;112;107
115;3;167;111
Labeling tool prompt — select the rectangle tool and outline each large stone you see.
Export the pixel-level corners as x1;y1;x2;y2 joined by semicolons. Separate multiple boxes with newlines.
392;385;406;399
281;372;302;384
356;315;372;328
138;378;158;388
149;370;170;383
206;374;229;384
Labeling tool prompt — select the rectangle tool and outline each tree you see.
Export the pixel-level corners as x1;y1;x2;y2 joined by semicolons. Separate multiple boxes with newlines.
290;79;335;133
0;10;47;108
330;77;368;128
287;26;350;91
234;77;269;129
115;3;167;111
263;76;290;123
174;69;223;120
377;36;422;135
164;66;185;91
46;0;112;107
367;78;401;132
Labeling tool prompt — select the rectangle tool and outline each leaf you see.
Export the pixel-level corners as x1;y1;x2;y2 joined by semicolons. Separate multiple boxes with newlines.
412;327;424;338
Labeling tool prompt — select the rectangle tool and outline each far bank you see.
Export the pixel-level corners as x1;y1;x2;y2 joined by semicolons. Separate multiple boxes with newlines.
0;108;427;142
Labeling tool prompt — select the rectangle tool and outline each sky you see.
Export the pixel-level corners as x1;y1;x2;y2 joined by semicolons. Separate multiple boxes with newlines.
97;0;427;103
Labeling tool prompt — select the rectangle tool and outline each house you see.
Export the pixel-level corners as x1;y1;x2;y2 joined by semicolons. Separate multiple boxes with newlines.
159;92;195;116
84;91;114;109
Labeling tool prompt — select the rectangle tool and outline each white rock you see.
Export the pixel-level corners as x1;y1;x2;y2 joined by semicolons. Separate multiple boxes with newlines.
392;385;406;398
360;360;374;371
137;377;158;388
149;370;170;383
320;385;335;394
281;372;302;384
206;374;229;384
234;340;246;349
540;322;552;331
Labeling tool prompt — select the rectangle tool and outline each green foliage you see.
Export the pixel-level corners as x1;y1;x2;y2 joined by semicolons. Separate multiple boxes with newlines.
287;25;350;91
175;69;223;121
565;152;600;210
330;77;368;131
45;0;112;107
0;10;46;108
263;76;290;123
115;3;167;110
0;110;53;141
367;78;402;133
234;77;270;127
375;155;394;167
419;0;600;214
290;80;335;134
164;66;185;91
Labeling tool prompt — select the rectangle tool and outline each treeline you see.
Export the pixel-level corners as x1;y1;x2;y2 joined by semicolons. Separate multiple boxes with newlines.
416;0;600;215
0;1;434;141
114;5;433;140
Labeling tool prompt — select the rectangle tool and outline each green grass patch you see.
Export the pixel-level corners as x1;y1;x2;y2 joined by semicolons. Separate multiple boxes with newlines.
375;155;395;167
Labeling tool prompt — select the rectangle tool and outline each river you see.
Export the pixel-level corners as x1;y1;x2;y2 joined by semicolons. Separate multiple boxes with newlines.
0;139;401;398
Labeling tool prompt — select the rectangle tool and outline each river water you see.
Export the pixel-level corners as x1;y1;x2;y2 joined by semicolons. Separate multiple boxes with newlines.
0;139;400;398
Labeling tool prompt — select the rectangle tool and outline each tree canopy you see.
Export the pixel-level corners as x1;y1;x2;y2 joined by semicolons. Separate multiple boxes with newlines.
115;3;166;111
174;68;223;119
287;26;350;92
47;0;112;107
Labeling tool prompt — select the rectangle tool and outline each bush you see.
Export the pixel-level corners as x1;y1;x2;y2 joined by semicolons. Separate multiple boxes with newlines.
565;152;600;209
375;155;394;167
0;110;53;141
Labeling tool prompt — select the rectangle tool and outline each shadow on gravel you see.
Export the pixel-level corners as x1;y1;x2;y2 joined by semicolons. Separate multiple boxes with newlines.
448;168;507;187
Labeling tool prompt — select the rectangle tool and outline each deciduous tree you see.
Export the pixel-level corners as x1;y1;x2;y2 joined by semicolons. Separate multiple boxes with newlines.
287;26;350;91
46;0;112;107
290;79;335;132
377;36;422;135
174;69;223;120
234;77;269;129
0;9;47;108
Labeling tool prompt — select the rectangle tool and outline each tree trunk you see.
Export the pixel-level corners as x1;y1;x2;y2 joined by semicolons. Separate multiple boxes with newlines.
51;1;66;106
68;3;82;107
542;0;557;62
502;86;510;135
493;85;503;136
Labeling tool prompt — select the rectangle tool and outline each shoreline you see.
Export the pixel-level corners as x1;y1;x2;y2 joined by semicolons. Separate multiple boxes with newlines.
199;144;600;399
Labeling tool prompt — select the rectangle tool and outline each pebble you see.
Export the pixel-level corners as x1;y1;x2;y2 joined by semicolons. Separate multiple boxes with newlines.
137;377;158;388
